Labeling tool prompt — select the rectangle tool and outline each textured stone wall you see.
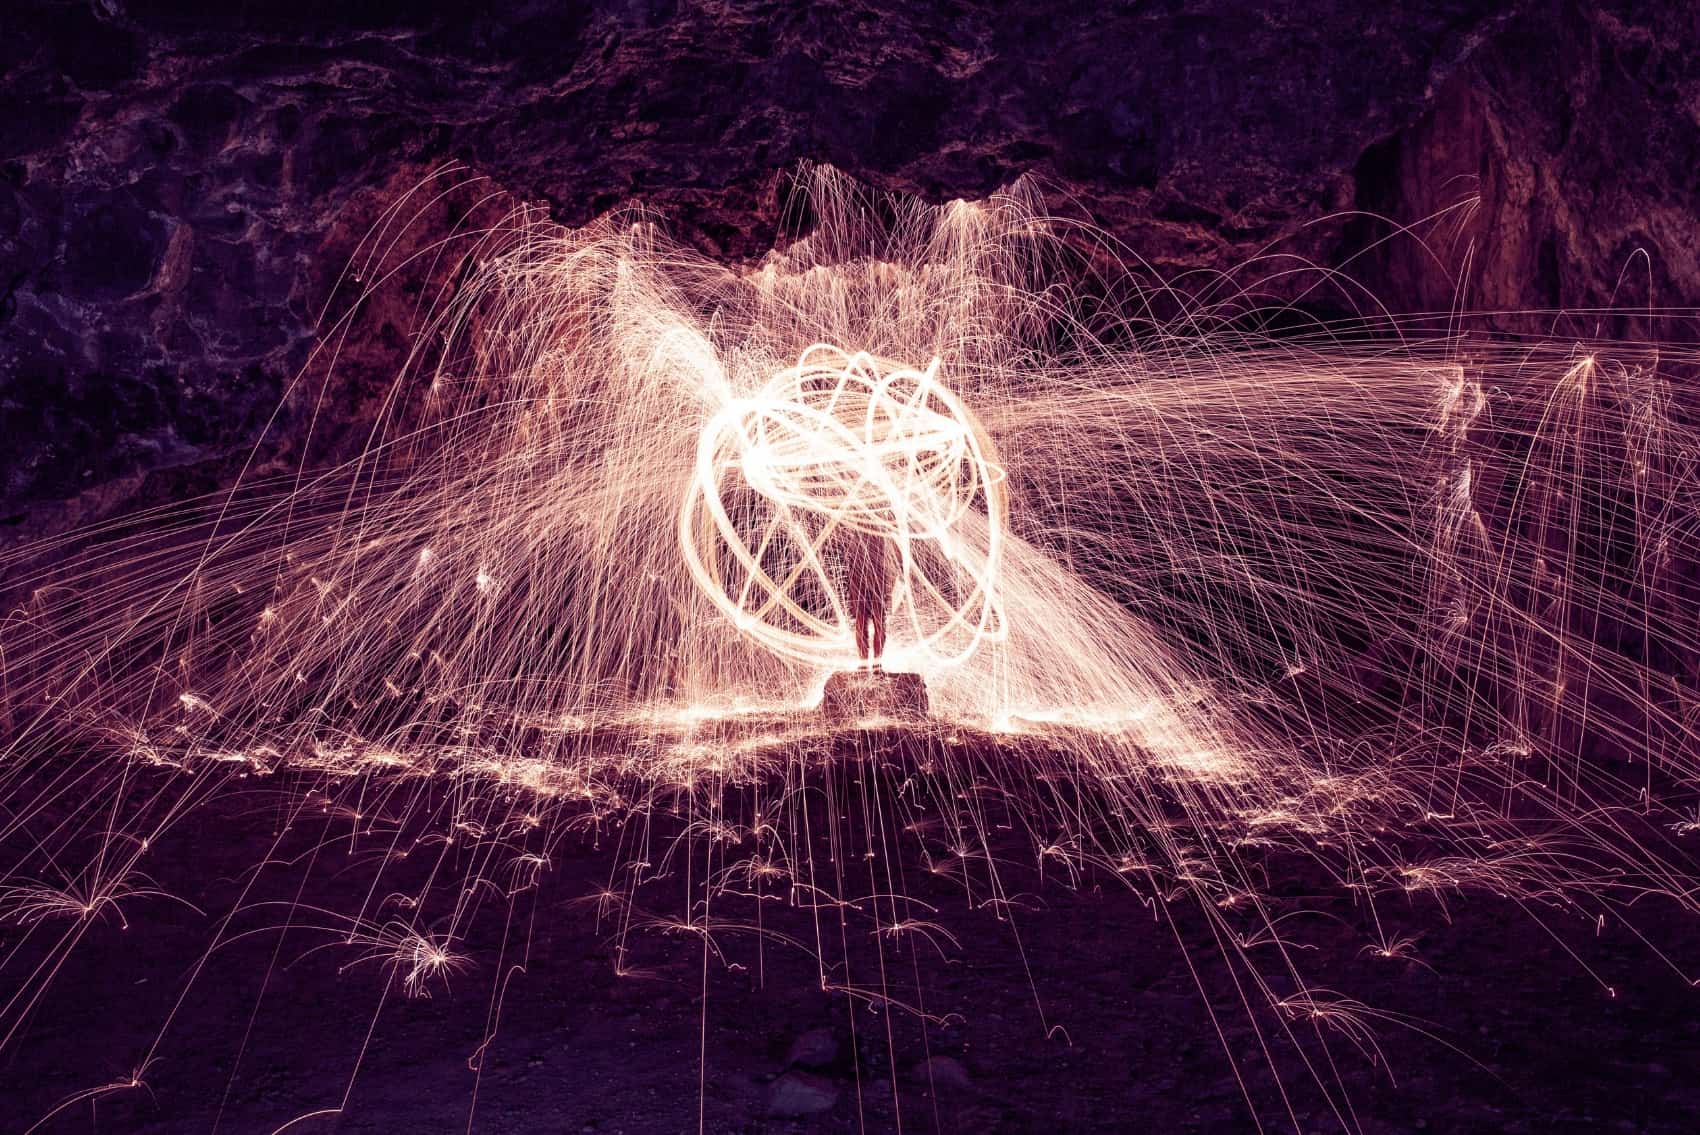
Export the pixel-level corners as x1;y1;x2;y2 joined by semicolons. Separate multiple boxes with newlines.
3;0;1697;549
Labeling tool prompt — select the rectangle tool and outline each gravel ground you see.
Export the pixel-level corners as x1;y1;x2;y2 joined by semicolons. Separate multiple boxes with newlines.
3;738;1698;1135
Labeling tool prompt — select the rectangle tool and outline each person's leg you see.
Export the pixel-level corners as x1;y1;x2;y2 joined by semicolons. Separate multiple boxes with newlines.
871;611;886;667
853;609;871;665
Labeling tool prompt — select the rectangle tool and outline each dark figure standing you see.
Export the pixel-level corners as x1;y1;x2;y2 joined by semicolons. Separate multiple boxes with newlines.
837;526;895;669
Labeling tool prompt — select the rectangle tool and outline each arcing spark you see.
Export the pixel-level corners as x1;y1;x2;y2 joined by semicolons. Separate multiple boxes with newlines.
1;164;1697;1130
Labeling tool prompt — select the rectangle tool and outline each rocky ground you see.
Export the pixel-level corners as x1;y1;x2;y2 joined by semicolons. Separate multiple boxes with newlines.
2;730;1698;1134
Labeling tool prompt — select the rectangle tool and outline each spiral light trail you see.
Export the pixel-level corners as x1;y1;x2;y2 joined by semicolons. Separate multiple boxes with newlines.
1;163;1697;1131
682;343;1007;672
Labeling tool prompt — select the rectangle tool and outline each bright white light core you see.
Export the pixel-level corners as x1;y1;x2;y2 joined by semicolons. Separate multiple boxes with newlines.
680;344;1007;672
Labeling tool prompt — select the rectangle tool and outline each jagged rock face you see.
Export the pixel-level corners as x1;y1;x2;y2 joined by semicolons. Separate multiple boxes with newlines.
2;0;1696;547
1354;1;1700;337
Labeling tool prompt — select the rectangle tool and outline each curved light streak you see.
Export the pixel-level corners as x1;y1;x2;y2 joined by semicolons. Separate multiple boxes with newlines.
681;344;1007;672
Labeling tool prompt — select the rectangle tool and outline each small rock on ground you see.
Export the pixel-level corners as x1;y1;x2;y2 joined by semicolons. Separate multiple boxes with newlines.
785;1028;839;1070
766;1070;840;1117
911;1055;973;1092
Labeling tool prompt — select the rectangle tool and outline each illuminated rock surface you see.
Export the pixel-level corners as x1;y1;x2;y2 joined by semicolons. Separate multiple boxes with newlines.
821;668;931;724
4;0;1698;553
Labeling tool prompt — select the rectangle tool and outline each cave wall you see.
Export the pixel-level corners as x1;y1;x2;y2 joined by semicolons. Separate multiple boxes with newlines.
3;0;1697;551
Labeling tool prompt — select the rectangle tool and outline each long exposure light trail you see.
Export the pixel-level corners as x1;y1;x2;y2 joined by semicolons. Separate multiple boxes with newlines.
0;163;1697;1132
682;343;1006;672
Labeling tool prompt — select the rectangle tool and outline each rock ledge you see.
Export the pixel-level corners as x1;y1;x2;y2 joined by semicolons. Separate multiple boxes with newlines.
820;669;929;724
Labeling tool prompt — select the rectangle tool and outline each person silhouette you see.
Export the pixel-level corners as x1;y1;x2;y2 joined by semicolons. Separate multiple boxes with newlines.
837;525;895;670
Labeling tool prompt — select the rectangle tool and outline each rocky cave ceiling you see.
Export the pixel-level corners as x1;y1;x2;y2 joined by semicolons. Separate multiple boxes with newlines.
2;0;1697;551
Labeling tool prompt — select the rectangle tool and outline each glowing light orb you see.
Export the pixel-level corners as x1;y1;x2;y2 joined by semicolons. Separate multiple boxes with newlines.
681;344;1007;671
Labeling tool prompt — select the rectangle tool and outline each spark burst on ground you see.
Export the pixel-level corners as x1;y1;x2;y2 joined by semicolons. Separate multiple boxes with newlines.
1;164;1698;1132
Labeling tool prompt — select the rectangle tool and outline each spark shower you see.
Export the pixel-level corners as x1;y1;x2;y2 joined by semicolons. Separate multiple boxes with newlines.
683;343;1006;674
1;164;1697;1131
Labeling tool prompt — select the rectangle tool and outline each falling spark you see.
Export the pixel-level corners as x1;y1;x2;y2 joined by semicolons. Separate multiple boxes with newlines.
1;163;1698;1130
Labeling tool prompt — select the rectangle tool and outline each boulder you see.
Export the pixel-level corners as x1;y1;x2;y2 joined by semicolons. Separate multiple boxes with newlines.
820;669;929;725
911;1055;973;1092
